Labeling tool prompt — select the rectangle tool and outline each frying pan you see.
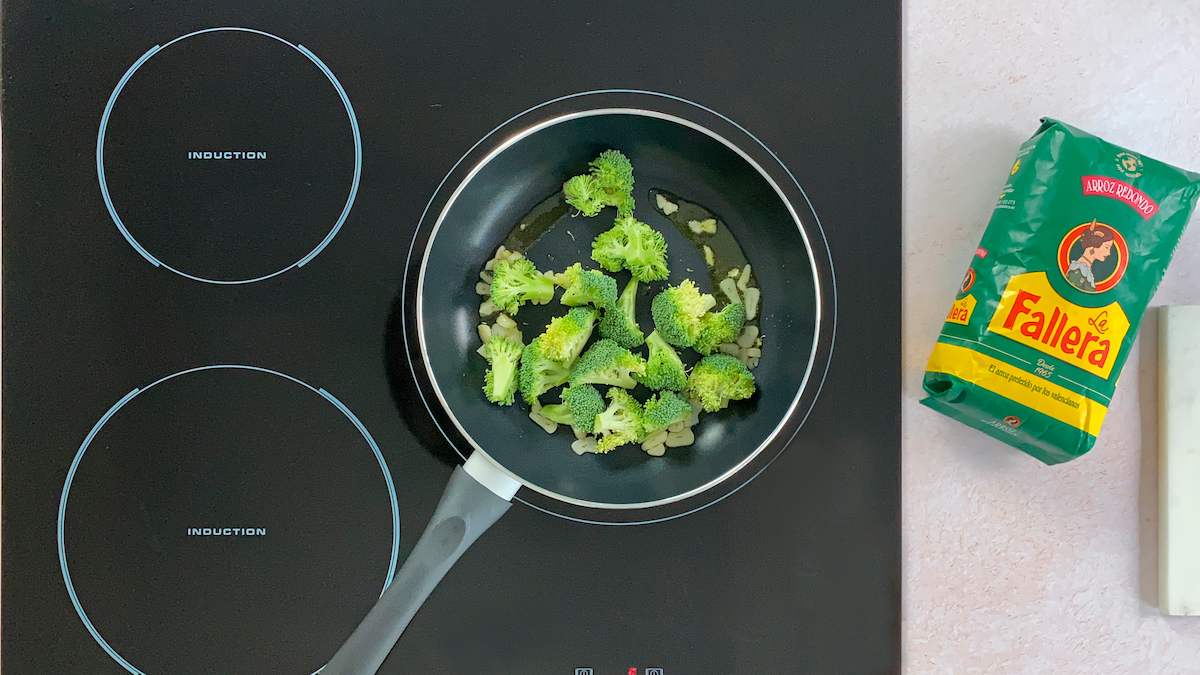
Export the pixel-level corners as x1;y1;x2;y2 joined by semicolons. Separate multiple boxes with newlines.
324;90;835;674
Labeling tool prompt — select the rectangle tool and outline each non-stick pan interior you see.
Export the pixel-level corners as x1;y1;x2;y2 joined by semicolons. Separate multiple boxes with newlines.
418;111;819;507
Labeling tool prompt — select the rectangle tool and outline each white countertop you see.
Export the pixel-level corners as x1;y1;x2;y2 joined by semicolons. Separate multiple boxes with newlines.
903;2;1200;672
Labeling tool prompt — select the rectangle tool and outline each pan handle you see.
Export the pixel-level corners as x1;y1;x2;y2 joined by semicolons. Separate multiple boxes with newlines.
322;453;520;675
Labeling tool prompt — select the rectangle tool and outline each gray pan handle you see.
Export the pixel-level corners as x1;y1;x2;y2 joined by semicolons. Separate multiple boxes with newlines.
322;453;520;675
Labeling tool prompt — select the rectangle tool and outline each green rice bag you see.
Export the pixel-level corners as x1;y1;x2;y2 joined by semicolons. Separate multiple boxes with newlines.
922;118;1200;464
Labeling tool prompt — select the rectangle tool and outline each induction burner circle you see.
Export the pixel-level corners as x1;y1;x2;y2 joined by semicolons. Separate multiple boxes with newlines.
97;27;361;284
58;366;399;674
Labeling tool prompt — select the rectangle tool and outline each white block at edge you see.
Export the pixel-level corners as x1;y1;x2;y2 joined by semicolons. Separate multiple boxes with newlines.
1160;305;1200;615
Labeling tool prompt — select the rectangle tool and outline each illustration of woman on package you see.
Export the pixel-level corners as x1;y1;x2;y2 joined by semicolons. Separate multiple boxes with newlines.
1066;221;1116;293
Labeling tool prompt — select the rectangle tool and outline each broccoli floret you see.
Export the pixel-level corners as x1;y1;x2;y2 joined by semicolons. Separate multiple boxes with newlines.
590;227;626;272
686;354;757;412
538;384;606;433
641;390;693;435
693;303;746;355
480;335;523;405
563;174;605;217
650;279;716;347
539;307;597;364
589;150;635;215
593;388;645;452
570;338;646;389
562;150;635;217
518;338;571;405
591;215;669;282
637;330;688;391
598;278;645;348
489;258;556;315
553;263;618;309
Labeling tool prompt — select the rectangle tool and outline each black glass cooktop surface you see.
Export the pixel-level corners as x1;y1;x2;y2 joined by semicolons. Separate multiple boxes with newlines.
3;2;900;673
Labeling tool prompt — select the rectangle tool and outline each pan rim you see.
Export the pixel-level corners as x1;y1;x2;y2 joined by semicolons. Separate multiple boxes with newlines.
412;92;833;511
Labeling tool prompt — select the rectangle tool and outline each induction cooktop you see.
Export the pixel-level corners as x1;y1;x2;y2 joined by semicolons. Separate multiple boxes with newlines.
2;3;900;673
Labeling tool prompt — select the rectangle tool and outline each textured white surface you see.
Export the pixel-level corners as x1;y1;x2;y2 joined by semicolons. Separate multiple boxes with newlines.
903;1;1200;673
1159;307;1200;616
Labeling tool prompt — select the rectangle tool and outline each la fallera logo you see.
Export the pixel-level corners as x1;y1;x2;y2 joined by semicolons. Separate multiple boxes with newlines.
1057;219;1129;294
988;271;1130;380
960;267;976;294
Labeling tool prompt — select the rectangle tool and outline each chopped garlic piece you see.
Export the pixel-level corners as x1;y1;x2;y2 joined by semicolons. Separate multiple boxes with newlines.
529;411;557;434
687;218;716;235
665;428;695;447
572;437;598;455
477;324;492;343
703;245;715;267
475;282;490;295
737;265;752;291
642;430;669;450
743;287;761;320
719;278;741;306
655;193;679;215
737;325;760;349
